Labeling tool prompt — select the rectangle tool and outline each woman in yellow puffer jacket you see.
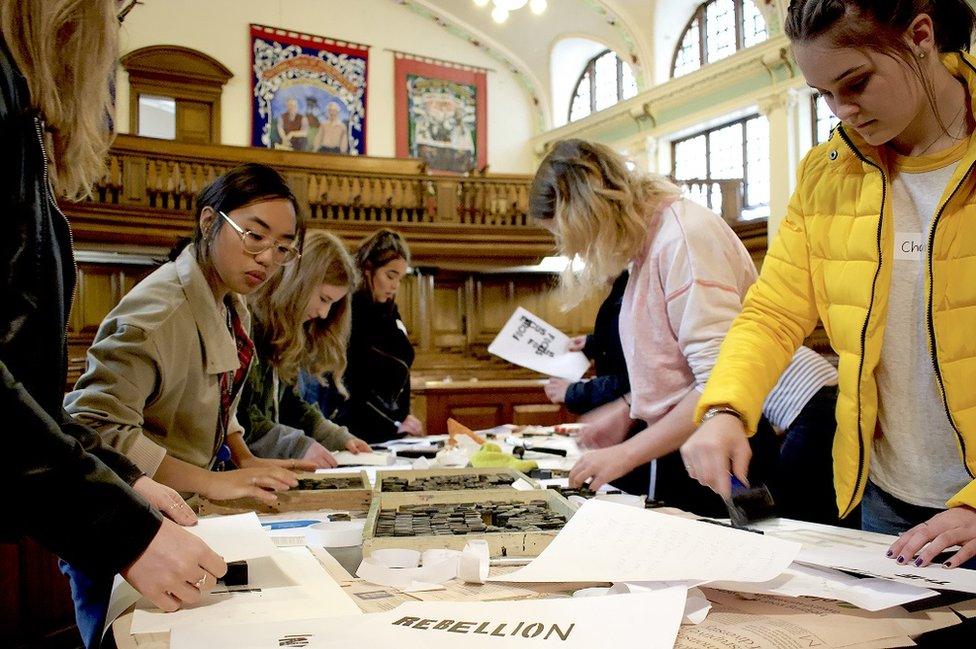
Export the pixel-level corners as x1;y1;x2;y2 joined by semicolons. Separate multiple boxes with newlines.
682;0;976;569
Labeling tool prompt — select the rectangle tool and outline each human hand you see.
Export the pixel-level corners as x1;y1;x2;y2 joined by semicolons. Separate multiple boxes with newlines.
121;518;227;613
544;378;571;404
679;413;750;500
202;467;299;505
576;399;632;449
398;414;424;437
567;336;587;353
887;506;976;568
301;442;338;468
132;476;197;526
569;444;636;492
345;437;372;453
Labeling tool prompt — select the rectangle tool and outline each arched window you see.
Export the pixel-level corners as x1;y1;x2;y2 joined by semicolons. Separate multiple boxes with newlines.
811;92;840;145
671;0;768;79
568;50;638;122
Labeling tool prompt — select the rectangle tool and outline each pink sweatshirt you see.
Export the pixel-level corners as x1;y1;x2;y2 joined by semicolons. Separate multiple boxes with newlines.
619;199;759;425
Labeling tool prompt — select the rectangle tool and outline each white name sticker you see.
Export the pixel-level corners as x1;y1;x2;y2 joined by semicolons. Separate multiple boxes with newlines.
895;232;925;261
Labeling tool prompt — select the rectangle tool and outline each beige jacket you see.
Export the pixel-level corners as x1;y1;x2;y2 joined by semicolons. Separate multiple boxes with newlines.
64;247;249;476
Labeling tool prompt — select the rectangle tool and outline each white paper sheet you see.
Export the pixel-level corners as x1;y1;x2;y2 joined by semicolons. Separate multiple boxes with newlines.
492;500;800;584
169;588;687;649
797;545;976;594
487;307;590;380
186;512;275;562
707;562;938;611
331;450;395;466
130;547;359;634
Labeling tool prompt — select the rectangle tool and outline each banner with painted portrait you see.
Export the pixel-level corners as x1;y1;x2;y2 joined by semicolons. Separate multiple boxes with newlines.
250;24;368;155
394;55;487;174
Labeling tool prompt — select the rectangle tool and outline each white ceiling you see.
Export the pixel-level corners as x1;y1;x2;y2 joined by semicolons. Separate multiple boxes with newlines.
410;0;689;129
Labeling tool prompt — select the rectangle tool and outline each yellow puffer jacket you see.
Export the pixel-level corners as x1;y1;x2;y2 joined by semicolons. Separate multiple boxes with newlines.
698;52;976;518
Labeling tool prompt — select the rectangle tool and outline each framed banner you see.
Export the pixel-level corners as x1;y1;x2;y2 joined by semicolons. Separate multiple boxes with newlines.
394;54;487;174
250;24;368;155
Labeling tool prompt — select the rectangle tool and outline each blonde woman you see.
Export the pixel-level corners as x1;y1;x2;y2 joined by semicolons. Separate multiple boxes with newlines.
0;0;224;645
235;231;371;466
531;139;839;520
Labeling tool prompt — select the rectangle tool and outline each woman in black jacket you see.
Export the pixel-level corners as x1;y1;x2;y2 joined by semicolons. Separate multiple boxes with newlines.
1;2;224;646
338;229;423;443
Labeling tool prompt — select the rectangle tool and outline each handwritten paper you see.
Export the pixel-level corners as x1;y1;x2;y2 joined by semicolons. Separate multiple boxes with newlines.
492;500;800;584
707;562;938;611
170;588;687;649
488;307;590;380
186;512;275;562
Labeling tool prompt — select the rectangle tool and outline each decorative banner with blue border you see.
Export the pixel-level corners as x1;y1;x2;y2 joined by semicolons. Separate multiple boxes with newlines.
250;24;368;155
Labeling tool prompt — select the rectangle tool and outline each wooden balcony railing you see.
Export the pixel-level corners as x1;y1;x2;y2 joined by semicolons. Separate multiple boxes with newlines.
677;178;744;224
67;134;553;266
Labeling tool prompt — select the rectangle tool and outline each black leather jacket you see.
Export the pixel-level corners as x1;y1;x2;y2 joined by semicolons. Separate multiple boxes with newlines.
1;38;161;575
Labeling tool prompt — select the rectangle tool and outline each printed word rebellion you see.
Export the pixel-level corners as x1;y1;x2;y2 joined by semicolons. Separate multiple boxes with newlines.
392;616;575;641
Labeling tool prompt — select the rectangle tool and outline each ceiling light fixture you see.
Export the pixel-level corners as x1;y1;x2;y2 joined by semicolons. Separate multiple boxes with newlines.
474;0;547;24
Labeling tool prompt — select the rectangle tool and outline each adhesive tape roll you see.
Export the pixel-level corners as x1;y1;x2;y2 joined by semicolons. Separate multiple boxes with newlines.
304;520;366;548
457;539;489;584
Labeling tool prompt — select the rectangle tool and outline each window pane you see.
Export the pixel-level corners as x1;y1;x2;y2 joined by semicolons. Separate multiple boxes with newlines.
593;52;618;111
814;93;840;144
569;72;592;122
705;0;737;64
138;94;176;140
741;0;768;48
674;134;707;180
673;17;701;78
745;115;770;213
708;122;743;179
621;62;638;100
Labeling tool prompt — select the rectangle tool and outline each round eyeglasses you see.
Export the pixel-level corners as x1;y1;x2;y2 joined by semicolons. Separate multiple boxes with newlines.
217;210;301;266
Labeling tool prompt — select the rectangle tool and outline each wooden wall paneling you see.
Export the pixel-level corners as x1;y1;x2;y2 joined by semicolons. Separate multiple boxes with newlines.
431;276;466;349
176;100;214;144
512;403;566;426
472;276;515;344
394;274;420;346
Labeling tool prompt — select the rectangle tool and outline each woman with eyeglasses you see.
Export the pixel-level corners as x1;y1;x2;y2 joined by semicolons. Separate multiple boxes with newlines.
66;162;313;501
62;163;315;640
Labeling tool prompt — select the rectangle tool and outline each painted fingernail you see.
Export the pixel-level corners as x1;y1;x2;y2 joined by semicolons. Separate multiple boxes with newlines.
913;557;923;567
886;550;893;557
896;555;905;564
944;561;953;569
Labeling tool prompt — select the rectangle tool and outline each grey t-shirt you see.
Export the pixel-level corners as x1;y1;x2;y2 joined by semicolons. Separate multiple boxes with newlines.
871;152;971;508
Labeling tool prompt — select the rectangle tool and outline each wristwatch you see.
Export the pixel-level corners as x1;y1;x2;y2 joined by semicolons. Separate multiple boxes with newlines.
700;405;744;424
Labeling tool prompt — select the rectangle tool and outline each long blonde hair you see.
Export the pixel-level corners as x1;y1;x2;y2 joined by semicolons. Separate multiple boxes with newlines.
529;139;680;307
249;231;358;393
0;0;118;200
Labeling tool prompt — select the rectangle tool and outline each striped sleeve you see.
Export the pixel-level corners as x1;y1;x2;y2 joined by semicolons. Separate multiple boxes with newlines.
762;346;838;430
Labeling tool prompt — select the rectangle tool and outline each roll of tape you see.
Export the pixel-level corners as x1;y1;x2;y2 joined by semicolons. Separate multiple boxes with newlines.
357;549;457;588
458;539;489;584
304;520;366;548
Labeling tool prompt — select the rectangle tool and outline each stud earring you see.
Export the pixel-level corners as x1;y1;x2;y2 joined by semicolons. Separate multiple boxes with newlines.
918;50;926;59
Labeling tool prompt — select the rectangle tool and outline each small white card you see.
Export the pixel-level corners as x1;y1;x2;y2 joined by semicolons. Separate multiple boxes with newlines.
894;232;925;261
487;307;590;381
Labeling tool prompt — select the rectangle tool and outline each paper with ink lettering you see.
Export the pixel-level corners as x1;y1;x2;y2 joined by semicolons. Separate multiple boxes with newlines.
169;588;687;649
491;499;801;584
488;307;590;380
754;517;976;595
131;547;359;634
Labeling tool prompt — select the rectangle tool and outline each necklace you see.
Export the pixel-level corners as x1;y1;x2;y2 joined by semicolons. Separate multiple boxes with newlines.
915;102;968;156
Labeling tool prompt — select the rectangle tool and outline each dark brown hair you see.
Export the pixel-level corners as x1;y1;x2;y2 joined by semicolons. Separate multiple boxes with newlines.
191;163;304;270
354;229;410;292
785;1;975;53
